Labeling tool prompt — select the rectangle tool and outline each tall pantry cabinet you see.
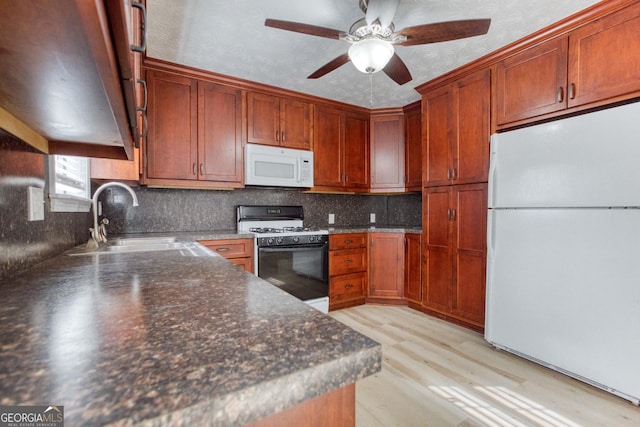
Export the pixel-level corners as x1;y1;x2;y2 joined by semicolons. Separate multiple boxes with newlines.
419;68;490;331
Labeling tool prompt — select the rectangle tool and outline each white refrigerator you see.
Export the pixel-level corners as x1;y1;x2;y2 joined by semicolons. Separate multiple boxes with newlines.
485;101;640;405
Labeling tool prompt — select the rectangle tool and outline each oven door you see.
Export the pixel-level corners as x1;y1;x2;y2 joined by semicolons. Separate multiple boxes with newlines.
257;242;329;303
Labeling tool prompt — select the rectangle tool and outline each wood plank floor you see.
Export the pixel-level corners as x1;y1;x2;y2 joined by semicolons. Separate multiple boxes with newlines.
329;305;640;427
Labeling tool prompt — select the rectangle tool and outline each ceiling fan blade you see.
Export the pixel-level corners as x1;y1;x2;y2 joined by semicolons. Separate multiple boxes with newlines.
383;53;412;85
308;53;351;79
364;0;400;29
265;19;345;40
398;19;491;46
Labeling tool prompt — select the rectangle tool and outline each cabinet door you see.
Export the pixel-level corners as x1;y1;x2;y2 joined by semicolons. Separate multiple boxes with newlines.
198;82;243;183
495;37;568;125
247;92;280;146
281;99;311;150
370;114;404;191
451;184;487;327
343;112;369;190
314;106;344;188
90;147;140;181
404;233;422;303
369;233;404;298
454;69;490;185
146;70;198;180
404;105;422;191
423;85;453;187
567;2;640;108
422;187;452;313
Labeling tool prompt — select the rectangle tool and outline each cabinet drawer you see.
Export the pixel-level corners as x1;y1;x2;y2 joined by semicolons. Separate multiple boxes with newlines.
330;272;366;300
329;233;367;250
229;257;254;274
329;248;367;276
199;238;253;259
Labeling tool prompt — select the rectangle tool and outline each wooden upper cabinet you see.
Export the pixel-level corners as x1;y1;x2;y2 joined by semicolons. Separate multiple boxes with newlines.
567;1;640;108
314;105;344;188
313;106;369;192
497;1;640;127
496;37;569;125
145;69;242;188
146;70;198;180
343;112;369;190
424;68;490;187
404;103;422;191
370;112;405;192
247;92;311;150
455;69;490;185
198;82;243;183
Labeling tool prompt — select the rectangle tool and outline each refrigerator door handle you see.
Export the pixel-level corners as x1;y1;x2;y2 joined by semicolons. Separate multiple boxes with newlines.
488;135;498;208
487;209;495;260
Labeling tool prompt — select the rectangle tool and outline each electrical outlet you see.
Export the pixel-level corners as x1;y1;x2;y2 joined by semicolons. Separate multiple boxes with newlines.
27;186;44;221
370;213;376;224
328;213;335;224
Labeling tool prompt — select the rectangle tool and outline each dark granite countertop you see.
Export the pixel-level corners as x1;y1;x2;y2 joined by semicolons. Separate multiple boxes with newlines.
327;225;422;234
0;241;381;426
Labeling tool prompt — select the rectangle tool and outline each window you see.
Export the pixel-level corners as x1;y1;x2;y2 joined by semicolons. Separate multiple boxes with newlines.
48;155;92;212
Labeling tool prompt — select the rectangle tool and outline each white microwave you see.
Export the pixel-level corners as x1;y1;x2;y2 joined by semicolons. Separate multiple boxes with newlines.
245;144;314;188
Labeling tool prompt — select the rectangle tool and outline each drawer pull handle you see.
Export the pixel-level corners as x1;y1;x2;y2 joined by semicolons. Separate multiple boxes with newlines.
344;259;353;264
344;284;354;289
216;248;230;252
344;239;353;243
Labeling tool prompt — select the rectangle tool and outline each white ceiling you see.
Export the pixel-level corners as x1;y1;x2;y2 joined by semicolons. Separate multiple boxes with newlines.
147;0;601;109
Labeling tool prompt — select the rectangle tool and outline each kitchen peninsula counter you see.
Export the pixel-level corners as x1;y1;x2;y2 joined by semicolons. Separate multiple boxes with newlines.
0;242;381;426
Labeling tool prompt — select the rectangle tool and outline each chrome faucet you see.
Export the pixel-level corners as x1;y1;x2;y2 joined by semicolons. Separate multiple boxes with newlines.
88;182;139;247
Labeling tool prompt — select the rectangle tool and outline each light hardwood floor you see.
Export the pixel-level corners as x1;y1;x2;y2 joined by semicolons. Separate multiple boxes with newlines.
329;305;640;427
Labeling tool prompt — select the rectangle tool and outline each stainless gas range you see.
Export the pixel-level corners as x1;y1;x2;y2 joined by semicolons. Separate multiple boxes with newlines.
237;205;329;313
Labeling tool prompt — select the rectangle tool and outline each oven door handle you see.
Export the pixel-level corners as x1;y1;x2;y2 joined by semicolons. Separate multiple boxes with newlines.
259;243;327;252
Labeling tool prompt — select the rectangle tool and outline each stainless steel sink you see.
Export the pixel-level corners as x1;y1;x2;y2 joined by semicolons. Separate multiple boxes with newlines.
69;237;187;256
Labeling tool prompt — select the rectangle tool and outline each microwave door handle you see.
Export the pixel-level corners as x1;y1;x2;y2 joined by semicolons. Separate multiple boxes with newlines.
297;158;301;183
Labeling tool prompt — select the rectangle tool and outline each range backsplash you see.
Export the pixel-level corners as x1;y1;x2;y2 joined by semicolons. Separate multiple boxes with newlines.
0;134;92;282
101;186;422;234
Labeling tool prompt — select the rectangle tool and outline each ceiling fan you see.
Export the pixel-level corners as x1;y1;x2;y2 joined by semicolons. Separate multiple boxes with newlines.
265;0;490;85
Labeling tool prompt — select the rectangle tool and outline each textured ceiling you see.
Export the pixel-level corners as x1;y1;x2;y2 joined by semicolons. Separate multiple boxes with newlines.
147;0;601;109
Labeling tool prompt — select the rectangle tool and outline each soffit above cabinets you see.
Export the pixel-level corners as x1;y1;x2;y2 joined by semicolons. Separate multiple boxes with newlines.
0;0;134;160
147;0;600;109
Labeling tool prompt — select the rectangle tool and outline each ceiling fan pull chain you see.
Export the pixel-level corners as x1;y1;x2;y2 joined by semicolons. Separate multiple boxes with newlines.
369;73;374;108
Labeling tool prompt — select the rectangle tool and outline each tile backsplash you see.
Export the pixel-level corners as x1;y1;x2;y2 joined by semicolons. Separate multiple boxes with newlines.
101;186;422;234
0;134;91;282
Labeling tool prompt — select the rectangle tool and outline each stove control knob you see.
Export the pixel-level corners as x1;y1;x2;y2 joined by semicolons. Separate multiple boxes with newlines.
267;238;274;245
276;237;284;244
292;236;300;243
308;235;316;242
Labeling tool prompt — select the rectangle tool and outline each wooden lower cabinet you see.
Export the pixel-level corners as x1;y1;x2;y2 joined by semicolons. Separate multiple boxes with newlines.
368;232;404;301
329;234;367;311
404;233;422;304
199;238;254;273
422;184;487;331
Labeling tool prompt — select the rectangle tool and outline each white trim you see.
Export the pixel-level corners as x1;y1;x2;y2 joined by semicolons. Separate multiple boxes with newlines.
48;193;92;213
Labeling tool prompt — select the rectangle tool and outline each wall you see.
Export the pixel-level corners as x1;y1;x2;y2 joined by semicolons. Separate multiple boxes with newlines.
101;186;422;234
0;133;92;282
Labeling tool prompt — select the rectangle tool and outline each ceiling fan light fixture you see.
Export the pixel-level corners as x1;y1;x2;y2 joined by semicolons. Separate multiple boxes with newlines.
348;38;394;74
